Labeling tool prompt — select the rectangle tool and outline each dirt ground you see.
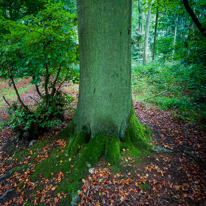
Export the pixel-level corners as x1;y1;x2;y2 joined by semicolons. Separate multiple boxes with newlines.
0;79;206;206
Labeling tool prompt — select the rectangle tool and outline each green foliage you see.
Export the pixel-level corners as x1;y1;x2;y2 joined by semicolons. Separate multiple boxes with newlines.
0;3;79;140
132;60;206;123
0;3;79;82
52;0;77;14
4;91;74;141
175;29;206;66
155;36;173;60
0;0;47;21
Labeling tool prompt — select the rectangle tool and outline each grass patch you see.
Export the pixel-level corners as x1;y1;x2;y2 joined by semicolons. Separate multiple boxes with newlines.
132;60;206;124
0;84;33;106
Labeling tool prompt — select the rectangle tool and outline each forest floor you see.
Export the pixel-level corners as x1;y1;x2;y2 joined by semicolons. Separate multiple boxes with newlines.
0;78;206;206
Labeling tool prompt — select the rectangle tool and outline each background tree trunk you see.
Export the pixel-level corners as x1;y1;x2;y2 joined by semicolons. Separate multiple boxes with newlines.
138;0;141;32
143;5;151;65
141;12;144;33
173;16;178;58
152;5;158;61
183;0;206;37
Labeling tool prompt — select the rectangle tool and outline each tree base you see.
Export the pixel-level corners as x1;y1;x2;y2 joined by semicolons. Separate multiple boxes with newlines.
56;110;152;165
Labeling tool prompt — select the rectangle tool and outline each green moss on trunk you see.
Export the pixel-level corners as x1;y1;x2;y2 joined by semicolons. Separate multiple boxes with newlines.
105;136;122;164
123;110;152;150
57;108;152;166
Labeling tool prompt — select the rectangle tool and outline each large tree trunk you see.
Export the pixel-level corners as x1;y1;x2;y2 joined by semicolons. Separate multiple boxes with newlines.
76;0;132;138
143;5;151;65
57;0;151;165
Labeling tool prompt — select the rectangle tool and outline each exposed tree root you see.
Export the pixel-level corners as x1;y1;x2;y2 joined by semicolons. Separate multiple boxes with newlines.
57;110;153;165
0;188;15;200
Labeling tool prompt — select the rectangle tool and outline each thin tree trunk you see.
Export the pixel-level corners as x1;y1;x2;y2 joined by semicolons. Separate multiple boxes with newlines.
141;12;144;33
173;16;178;57
152;5;158;61
9;69;29;111
182;13;186;39
183;0;206;37
51;65;61;99
43;41;52;109
44;62;50;109
138;0;141;31
143;5;151;65
187;22;194;56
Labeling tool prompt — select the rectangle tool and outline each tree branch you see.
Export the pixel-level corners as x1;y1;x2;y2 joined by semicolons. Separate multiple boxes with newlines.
56;70;69;94
43;39;53;109
32;76;42;97
183;0;206;37
2;96;11;107
9;69;29;111
51;64;61;99
36;85;42;97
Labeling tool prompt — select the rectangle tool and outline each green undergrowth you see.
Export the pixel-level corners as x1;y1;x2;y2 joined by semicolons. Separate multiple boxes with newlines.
132;60;206;124
7;113;157;205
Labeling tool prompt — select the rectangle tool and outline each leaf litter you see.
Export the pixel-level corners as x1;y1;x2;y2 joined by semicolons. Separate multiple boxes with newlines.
0;80;206;205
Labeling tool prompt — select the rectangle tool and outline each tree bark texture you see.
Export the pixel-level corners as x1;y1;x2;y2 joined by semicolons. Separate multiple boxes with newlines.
57;0;152;165
75;0;132;138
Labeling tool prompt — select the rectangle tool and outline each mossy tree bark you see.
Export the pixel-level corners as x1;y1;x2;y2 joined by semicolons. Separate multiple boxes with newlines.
76;0;132;139
59;0;152;165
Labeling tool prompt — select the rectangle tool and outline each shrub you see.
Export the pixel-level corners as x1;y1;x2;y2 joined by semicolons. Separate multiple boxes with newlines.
0;3;79;140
